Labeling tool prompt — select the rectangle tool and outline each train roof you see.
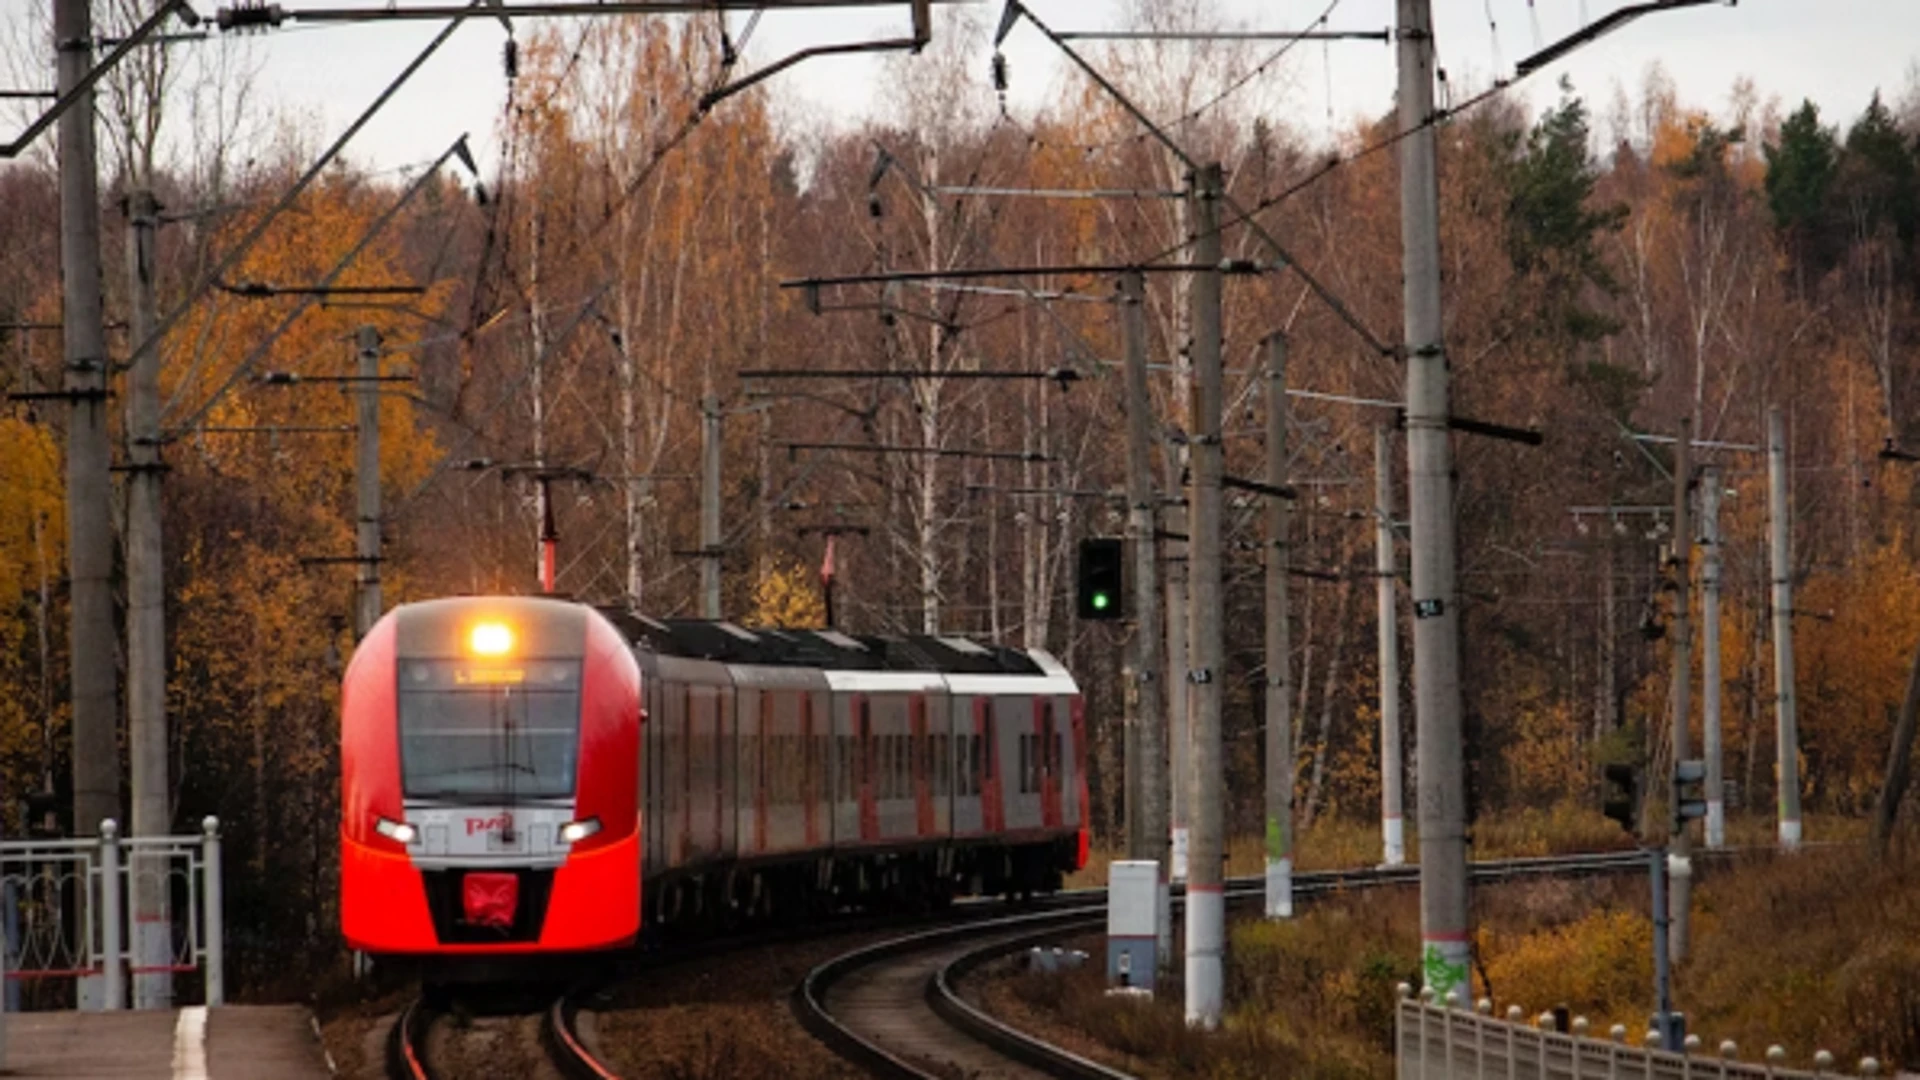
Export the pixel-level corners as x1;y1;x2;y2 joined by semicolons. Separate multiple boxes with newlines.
594;608;1048;678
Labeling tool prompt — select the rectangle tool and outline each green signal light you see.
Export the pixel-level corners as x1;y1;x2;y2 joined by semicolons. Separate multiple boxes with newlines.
1091;592;1112;611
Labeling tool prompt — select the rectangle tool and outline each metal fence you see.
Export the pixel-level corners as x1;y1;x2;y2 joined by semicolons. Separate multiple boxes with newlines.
0;817;224;1010
1397;992;1886;1080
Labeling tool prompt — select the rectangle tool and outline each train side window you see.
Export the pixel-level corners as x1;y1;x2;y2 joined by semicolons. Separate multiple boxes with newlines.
969;734;982;795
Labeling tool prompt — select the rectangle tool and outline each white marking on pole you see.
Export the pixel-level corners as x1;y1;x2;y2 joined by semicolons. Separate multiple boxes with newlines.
172;1006;208;1080
1383;815;1406;867
1183;886;1225;1029
1264;857;1293;919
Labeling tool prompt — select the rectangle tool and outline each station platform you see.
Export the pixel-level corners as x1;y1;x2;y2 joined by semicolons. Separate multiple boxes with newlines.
4;1005;332;1079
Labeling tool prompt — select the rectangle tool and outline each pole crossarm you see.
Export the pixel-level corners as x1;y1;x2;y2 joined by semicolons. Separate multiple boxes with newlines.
161;136;470;439
741;366;1079;386
781;441;1054;464
1;0;192;158
1513;0;1727;75
785;261;1266;292
1056;29;1390;43
1221;473;1298;501
218;0;944;23
215;279;426;298
996;0;1394;359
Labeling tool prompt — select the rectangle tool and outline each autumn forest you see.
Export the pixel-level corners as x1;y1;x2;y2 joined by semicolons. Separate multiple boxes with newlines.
3;7;1920;993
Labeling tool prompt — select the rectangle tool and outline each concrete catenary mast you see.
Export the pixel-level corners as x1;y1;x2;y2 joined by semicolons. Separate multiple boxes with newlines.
1375;425;1406;867
1397;0;1472;1002
1183;162;1227;1028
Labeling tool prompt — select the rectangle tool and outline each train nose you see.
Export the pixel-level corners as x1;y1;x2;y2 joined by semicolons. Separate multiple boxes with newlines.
463;871;520;929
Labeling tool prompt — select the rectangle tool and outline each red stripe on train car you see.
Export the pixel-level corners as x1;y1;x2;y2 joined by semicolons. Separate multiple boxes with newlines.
1072;695;1091;869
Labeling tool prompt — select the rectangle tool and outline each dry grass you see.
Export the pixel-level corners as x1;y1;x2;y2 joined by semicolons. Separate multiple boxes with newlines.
1073;803;1639;889
1484;825;1920;1072
989;877;1648;1079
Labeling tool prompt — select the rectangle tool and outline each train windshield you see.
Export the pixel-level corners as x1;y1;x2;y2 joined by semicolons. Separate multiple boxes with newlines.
397;659;582;800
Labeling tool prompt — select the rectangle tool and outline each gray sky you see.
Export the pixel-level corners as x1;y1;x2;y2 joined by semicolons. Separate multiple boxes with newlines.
9;1;1920;173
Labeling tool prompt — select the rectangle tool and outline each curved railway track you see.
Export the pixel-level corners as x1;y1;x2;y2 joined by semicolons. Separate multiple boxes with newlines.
798;849;1658;1079
385;987;620;1080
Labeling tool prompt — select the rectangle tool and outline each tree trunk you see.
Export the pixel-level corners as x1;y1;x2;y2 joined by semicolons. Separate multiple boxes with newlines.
1870;635;1920;856
1302;578;1353;829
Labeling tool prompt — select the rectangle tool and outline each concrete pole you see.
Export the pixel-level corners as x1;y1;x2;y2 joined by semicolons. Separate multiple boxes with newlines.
1119;271;1171;965
701;395;723;619
57;0;117;839
58;0;116;1009
355;328;383;637
1183;162;1226;1029
125;189;172;1009
1701;465;1725;850
1263;333;1294;920
1667;416;1694;963
1375;426;1406;867
1768;406;1802;850
1165;494;1190;884
1398;0;1472;1004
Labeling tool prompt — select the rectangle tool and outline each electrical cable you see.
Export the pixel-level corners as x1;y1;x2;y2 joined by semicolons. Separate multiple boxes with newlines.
1006;0;1347;160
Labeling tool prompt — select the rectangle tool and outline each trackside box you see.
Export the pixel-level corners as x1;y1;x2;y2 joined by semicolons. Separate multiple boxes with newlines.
1107;860;1158;993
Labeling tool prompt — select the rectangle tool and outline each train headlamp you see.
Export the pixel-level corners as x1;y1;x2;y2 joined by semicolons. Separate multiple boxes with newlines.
374;816;417;845
468;621;514;657
559;817;601;844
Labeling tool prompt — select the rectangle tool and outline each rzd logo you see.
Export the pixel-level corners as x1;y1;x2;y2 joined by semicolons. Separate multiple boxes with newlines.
465;813;514;837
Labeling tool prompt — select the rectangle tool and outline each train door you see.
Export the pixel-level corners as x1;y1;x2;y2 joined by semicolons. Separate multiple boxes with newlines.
857;696;878;843
948;694;980;835
736;686;761;858
1000;695;1040;833
1037;697;1062;830
830;692;859;849
643;675;664;876
978;696;1003;834
718;686;734;859
805;691;825;848
686;684;711;863
912;694;935;839
927;689;952;839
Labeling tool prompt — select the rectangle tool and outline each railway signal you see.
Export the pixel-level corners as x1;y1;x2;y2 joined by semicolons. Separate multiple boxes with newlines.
1672;758;1708;834
1602;763;1639;833
1076;537;1124;620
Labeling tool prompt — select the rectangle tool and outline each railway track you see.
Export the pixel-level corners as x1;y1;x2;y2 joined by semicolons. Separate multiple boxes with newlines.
385;986;620;1080
797;848;1659;1080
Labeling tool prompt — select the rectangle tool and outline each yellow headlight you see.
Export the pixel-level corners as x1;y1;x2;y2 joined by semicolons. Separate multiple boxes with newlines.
469;621;514;657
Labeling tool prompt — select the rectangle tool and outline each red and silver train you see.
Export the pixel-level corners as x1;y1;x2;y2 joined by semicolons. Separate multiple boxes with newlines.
340;595;1088;961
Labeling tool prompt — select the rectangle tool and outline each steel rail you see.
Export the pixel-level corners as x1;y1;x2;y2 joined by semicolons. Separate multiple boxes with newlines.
543;992;623;1080
385;997;437;1080
804;849;1661;1079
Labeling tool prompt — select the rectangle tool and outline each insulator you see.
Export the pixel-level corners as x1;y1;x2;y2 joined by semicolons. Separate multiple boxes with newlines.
215;0;285;31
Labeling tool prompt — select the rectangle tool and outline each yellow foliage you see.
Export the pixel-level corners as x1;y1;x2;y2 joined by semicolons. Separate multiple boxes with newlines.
1481;908;1652;1022
0;418;63;609
744;558;825;629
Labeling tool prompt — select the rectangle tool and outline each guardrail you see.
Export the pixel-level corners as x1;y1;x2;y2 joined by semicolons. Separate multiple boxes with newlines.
1397;990;1885;1079
0;817;224;1010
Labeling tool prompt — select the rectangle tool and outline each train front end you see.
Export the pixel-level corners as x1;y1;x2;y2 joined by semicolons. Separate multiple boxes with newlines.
340;596;641;964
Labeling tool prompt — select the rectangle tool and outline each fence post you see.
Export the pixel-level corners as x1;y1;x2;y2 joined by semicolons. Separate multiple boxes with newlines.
202;817;224;1006
100;820;122;1010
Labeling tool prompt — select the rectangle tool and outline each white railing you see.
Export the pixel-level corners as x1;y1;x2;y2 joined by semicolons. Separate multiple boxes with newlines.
1397;989;1884;1080
0;817;224;1010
